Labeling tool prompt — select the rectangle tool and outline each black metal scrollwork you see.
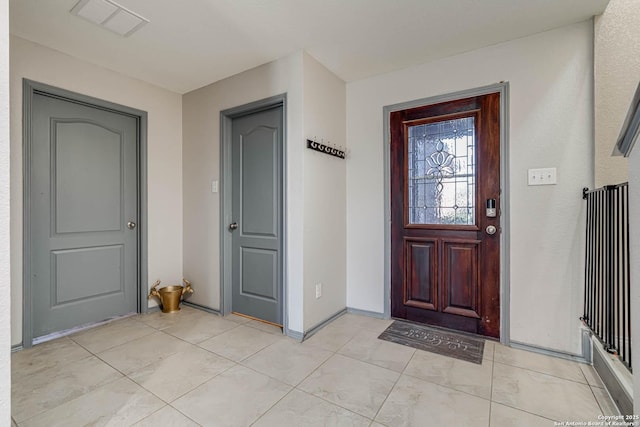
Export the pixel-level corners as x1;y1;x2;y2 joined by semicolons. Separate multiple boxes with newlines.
306;139;345;159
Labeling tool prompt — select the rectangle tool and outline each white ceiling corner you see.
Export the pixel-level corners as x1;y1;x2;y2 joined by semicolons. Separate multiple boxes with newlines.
10;0;610;94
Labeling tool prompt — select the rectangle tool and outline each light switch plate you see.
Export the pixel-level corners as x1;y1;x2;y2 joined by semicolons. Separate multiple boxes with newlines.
211;180;218;193
528;168;557;186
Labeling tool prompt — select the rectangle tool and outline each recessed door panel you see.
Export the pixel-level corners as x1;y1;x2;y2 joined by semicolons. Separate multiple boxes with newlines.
404;239;437;311
443;240;480;318
52;245;124;306
54;121;123;234
241;127;277;237
240;247;277;301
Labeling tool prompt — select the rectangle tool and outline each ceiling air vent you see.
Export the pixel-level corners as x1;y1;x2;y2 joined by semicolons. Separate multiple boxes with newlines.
70;0;149;37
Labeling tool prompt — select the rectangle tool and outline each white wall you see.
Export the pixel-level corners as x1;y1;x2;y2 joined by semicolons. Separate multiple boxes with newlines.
346;21;593;354
302;53;347;330
1;0;12;421
630;147;640;414
182;52;305;333
593;0;640;186
182;51;347;334
594;0;640;412
10;36;184;346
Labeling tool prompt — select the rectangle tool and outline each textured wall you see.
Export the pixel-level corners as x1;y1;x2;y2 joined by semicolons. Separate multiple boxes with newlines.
10;36;184;345
346;21;593;354
629;147;640;415
595;0;640;413
0;0;12;422
593;0;640;186
302;53;347;330
182;51;348;334
182;53;306;333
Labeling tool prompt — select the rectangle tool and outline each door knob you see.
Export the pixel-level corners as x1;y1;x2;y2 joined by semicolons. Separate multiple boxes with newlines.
229;222;238;230
127;221;137;229
486;225;497;235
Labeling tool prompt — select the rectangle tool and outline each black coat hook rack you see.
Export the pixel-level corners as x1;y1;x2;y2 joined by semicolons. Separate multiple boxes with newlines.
307;139;345;159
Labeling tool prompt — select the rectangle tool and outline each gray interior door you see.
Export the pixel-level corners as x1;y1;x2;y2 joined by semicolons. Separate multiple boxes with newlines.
231;106;283;325
30;93;139;339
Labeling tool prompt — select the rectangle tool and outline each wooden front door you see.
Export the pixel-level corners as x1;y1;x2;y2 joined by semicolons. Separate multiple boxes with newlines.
390;93;501;338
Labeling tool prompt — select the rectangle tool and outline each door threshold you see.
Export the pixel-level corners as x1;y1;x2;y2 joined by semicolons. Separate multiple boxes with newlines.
32;312;137;346
231;311;282;328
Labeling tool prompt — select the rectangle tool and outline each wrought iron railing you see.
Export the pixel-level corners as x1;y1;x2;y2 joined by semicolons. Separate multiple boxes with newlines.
582;183;631;371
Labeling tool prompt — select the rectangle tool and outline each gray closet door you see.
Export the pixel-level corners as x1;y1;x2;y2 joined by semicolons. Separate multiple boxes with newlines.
30;93;138;338
230;106;283;325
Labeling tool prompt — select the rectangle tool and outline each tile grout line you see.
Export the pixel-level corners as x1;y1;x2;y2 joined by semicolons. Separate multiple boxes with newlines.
247;387;297;426
589;385;607;416
117;323;245;404
12;314;368;424
396;343;494;403
492;346;584;424
286;326;385;422
578;363;619;415
210;341;279;365
399;365;494;403
68;321;160;354
71;315;243;410
290;337;343;399
239;332;372;426
18;313;599;426
126;352;237;406
369;340;430;423
370;359;404;423
489;400;564;424
13;347;130;424
334;343;414;375
15;375;139;426
488;345;495;427
130;403;203;427
296;388;375;423
579;362;607;415
106;313;250;423
492;359;594;386
167;403;204;427
336;333;498;405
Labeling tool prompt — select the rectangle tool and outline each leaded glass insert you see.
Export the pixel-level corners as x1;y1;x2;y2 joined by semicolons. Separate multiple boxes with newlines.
407;116;475;225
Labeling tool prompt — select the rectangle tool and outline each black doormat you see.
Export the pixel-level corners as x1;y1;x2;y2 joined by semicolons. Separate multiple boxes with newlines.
378;321;485;364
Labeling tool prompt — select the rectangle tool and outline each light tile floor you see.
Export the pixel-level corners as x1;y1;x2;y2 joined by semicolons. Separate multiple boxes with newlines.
11;307;619;426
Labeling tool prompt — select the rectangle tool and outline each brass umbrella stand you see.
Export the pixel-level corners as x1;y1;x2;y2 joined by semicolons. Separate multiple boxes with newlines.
148;278;193;313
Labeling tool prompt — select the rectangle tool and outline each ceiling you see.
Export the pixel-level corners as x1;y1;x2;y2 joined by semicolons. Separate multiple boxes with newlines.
10;0;610;94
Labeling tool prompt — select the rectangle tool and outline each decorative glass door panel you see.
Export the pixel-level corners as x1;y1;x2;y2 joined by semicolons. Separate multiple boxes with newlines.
406;114;476;226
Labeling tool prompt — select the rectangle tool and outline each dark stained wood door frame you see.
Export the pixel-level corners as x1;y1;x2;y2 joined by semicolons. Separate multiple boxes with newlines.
382;83;511;344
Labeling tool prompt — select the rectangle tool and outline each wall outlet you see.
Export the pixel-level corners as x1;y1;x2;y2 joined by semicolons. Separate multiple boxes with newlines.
315;283;322;299
527;168;557;186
